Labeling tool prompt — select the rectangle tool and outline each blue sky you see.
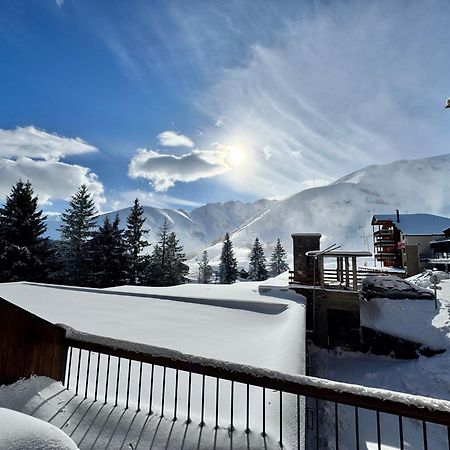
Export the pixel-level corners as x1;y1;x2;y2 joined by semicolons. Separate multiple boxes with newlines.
1;0;450;213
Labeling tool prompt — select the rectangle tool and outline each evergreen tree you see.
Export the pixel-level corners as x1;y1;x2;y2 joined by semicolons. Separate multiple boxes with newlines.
164;232;189;286
89;215;129;288
59;185;97;285
269;238;289;277
0;180;50;282
145;220;188;286
198;250;212;284
219;232;238;284
125;198;149;284
248;237;268;281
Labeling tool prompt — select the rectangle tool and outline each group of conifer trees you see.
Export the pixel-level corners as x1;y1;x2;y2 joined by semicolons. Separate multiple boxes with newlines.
0;180;188;287
0;179;289;287
199;232;289;284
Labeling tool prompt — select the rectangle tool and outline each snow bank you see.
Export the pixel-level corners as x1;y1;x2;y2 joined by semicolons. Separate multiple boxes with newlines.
408;269;450;289
0;407;78;450
361;297;448;349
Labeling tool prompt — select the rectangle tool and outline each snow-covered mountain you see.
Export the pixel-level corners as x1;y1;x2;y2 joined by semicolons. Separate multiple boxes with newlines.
46;153;450;264
45;199;275;257
203;153;450;265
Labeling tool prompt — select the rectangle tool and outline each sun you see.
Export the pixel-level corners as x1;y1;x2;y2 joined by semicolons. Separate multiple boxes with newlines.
226;145;247;168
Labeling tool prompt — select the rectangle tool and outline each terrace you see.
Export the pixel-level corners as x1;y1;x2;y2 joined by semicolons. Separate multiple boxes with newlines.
1;281;450;449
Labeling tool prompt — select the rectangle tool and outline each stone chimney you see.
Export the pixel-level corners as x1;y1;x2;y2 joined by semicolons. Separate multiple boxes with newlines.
291;233;321;285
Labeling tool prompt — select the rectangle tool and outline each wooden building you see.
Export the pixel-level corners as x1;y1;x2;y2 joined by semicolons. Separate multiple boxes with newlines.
372;211;450;276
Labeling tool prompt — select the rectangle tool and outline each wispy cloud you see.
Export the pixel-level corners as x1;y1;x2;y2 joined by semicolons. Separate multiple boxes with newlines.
128;148;231;191
157;130;194;148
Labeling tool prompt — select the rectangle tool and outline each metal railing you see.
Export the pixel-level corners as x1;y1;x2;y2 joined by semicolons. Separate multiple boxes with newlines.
61;332;450;449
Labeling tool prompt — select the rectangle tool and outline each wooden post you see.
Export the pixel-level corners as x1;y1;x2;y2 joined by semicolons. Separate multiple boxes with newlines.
345;257;350;288
352;256;358;291
319;255;325;288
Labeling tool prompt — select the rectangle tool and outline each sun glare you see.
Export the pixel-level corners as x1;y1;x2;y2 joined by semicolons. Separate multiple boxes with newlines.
226;145;247;168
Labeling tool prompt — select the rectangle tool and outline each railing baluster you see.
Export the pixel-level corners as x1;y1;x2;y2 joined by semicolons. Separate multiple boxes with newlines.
75;349;82;396
115;357;121;407
262;387;266;437
173;369;179;421
148;364;154;414
104;354;111;405
94;352;100;402
246;383;250;433
200;374;205;427
422;421;428;450
137;361;143;412
335;402;339;450
316;397;319;450
399;416;404;450
125;359;132;409
84;350;91;399
161;366;166;417
186;371;192;424
279;391;283;448
65;346;73;389
297;395;300;450
214;377;219;429
355;407;360;450
376;410;381;450
230;380;234;432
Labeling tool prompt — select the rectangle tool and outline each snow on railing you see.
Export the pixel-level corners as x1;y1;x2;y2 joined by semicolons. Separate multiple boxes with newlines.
60;325;450;449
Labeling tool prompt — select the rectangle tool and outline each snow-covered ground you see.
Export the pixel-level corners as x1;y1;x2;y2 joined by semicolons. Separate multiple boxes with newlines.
0;407;79;450
313;274;450;449
0;276;306;449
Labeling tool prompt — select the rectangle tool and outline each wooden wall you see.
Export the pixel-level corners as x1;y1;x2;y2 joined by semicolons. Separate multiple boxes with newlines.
0;297;66;386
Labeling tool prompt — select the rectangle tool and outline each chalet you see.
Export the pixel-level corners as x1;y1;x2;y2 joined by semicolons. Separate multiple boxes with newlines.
371;211;450;276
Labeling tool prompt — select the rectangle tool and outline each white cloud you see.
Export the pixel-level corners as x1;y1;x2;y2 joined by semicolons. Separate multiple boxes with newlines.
0;126;104;208
0;126;98;160
128;148;231;191
0;158;104;207
157;131;194;148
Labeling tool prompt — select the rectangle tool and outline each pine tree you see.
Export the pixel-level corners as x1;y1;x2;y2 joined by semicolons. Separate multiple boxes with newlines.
59;185;97;285
248;237;268;281
89;215;129;288
198;250;212;284
125;198;149;284
219;232;238;284
164;232;189;286
0;180;50;282
269;238;289;277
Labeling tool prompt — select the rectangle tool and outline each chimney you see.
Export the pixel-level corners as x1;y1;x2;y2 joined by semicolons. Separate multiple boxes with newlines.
291;233;321;285
396;209;400;223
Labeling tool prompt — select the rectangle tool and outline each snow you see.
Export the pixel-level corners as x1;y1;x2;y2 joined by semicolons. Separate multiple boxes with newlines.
0;281;305;372
0;278;306;448
0;407;79;450
372;213;450;235
314;274;450;449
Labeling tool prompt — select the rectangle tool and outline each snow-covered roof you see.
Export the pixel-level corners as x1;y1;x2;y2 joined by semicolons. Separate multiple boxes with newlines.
372;213;450;235
0;281;305;372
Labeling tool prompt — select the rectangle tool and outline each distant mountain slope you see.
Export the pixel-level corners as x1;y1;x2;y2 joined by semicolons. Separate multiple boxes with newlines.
203;154;450;265
46;154;450;263
46;199;276;257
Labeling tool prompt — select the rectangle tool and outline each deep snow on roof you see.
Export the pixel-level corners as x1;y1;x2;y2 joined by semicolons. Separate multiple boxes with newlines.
372;213;450;235
0;281;305;373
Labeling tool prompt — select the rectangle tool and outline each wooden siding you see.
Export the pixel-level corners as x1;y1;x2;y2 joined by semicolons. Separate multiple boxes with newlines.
0;297;66;386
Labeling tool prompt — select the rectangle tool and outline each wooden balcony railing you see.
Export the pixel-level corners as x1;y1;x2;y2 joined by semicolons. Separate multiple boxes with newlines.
61;328;450;449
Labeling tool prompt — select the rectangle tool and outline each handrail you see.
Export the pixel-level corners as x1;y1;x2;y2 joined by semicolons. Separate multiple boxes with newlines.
64;330;450;427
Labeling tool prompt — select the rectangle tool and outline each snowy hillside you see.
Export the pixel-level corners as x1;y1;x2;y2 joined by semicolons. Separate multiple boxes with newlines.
45;153;450;263
45;199;275;257
203;153;450;265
